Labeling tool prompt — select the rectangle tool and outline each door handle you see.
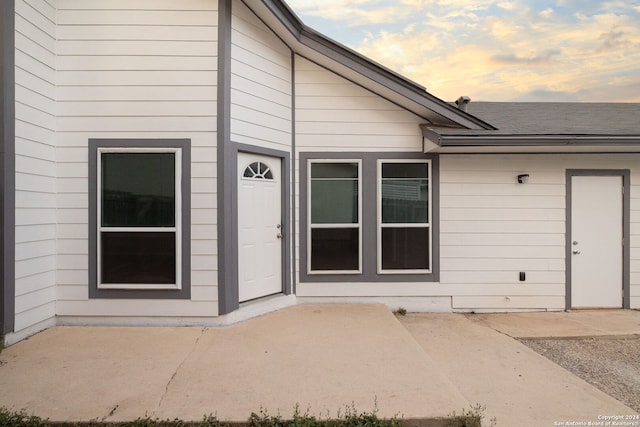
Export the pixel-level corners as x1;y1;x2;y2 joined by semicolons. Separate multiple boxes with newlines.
276;233;283;239
572;250;581;255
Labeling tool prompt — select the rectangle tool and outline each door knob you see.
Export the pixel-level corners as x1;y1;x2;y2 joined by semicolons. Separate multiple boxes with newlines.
276;233;283;239
572;250;581;255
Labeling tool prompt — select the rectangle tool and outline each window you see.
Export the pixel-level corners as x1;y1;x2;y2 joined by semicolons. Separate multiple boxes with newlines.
308;161;361;273
97;148;182;289
378;160;431;273
300;153;437;283
243;161;274;180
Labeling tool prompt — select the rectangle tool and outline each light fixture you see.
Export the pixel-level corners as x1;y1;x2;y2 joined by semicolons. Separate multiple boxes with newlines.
517;174;530;184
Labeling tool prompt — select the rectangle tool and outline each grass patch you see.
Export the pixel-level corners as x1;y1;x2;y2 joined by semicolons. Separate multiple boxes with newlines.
1;404;482;427
393;308;407;317
0;406;404;427
446;404;494;427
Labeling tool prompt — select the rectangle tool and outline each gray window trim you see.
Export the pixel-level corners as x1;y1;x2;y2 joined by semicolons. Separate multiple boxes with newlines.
217;142;293;313
218;0;296;313
565;169;630;310
290;50;297;295
1;0;15;335
217;0;235;314
300;152;440;283
88;139;191;299
237;143;292;298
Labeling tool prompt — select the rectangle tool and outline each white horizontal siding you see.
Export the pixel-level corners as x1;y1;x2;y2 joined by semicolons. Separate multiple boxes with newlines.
55;0;219;317
441;153;640;310
230;1;292;151
57;10;217;26
297;282;565;298
57;25;217;41
292;56;425;292
631;172;640;309
56;300;216;317
14;0;58;335
296;154;640;311
294;56;424;152
57;86;217;102
452;296;566;310
14;302;56;332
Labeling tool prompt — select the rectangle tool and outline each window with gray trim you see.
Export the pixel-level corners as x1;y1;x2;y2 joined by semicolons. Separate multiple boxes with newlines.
89;139;191;299
378;160;431;273
98;149;181;289
300;152;439;283
308;160;361;273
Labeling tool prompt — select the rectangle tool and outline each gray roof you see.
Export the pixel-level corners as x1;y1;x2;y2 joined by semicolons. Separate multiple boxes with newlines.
457;102;640;135
422;102;640;151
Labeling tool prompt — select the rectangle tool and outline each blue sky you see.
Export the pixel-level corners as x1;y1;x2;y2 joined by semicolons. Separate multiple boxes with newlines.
286;0;640;102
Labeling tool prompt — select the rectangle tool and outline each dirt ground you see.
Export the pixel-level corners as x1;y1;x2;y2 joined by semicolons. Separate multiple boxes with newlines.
520;335;640;413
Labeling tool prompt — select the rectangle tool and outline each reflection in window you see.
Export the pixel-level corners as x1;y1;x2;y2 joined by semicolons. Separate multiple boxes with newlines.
99;150;180;288
243;162;274;180
379;161;430;272
309;161;360;273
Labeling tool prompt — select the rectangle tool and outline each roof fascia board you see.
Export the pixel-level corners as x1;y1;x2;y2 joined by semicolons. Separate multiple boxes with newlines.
256;0;495;130
434;146;640;154
435;135;640;147
423;125;640;152
259;0;304;38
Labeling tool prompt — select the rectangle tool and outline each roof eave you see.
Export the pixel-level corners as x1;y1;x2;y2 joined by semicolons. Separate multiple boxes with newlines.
422;131;640;153
252;0;496;130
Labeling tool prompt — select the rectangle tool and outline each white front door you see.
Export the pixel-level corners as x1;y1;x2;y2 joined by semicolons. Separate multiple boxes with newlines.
238;153;283;302
571;176;623;308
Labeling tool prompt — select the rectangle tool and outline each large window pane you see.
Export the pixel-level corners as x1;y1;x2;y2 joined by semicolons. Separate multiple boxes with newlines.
381;227;429;270
311;180;358;224
311;228;359;271
102;153;175;227
101;232;176;284
382;179;429;223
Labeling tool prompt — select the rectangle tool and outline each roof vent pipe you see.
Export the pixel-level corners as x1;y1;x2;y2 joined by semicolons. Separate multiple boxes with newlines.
455;96;471;111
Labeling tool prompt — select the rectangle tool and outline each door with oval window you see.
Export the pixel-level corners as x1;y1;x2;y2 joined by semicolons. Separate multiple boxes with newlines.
238;152;283;302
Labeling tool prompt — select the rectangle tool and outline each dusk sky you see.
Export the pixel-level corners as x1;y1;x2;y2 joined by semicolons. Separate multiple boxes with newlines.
286;0;640;103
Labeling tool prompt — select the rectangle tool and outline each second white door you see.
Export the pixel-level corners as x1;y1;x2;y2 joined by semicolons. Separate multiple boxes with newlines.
571;175;623;308
238;153;283;302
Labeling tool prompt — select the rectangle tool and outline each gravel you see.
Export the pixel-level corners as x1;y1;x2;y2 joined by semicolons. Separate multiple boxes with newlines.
519;335;640;413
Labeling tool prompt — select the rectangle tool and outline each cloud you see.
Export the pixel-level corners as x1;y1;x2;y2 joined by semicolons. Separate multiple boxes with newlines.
287;0;415;26
597;29;632;52
511;89;580;102
491;50;561;65
287;0;640;102
539;8;554;18
497;1;516;11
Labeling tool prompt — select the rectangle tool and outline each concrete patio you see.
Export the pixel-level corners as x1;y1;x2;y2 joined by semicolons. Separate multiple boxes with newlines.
0;305;638;426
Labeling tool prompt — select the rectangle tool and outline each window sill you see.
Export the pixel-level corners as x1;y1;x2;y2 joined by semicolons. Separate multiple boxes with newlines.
378;269;432;275
98;283;182;291
308;270;362;275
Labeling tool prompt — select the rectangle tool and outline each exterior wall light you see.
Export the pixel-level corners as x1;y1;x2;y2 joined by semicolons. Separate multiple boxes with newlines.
517;174;530;184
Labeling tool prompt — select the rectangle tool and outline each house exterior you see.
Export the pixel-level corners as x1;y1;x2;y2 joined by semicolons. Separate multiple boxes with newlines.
2;0;639;346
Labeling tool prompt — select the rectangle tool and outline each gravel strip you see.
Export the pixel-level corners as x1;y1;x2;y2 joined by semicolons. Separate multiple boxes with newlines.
519;335;640;413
